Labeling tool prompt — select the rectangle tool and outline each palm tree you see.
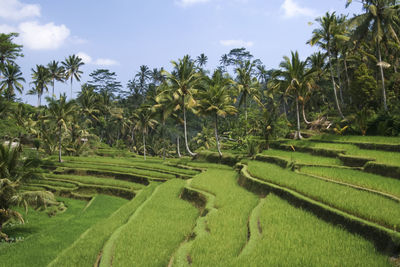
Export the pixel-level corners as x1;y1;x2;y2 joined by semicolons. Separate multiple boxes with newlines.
233;60;263;131
273;51;315;139
0;63;25;100
347;0;400;111
0;33;23;68
133;106;157;160
135;65;152;94
162;55;202;156
30;65;52;106
46;93;76;162
77;84;100;127
197;70;237;156
196;53;208;68
0;143;59;241
47;60;65;97
62;55;84;99
308;12;345;118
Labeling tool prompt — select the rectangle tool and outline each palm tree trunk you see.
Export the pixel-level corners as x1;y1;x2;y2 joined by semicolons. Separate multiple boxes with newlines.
344;58;352;104
143;130;146;160
336;57;344;105
302;102;311;125
182;97;196;156
244;93;248;135
377;43;388;111
162;120;166;160
295;97;302;139
52;79;55;97
58;125;62;163
214;114;222;157
38;94;41;107
328;49;344;119
177;136;181;158
70;77;73;99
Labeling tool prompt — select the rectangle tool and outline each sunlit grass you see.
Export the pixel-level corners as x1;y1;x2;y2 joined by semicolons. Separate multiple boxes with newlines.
261;149;342;166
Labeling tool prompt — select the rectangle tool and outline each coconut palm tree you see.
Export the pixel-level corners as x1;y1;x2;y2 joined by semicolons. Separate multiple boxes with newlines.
135;65;152;95
29;65;52;106
233;60;263;131
308;12;345;118
0;33;23;68
62;55;84;99
0;63;25;100
273;51;315;139
197;70;237;156
77;84;100;127
347;0;400;111
47;60;65;97
46;93;76;162
0;143;59;241
133;106;157;160
162;55;202;156
196;53;208;68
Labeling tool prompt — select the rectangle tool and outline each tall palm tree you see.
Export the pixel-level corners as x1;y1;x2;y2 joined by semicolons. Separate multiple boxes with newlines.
162;55;202;156
0;63;25;100
197;70;237;156
0;33;23;69
77;84;100;128
135;65;152;94
233;60;263;131
196;53;208;68
47;60;65;97
273;51;315;139
133;106;157;160
62;55;84;99
46;93;76;162
30;65;52;106
347;0;400;111
308;12;345;118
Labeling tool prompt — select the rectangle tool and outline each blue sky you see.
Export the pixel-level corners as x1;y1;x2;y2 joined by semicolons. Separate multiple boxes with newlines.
0;0;362;104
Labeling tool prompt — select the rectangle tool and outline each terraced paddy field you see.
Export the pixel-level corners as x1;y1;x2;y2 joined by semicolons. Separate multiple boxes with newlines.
1;137;400;266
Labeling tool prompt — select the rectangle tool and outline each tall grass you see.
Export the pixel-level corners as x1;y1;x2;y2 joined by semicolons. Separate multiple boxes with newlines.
300;166;400;198
0;195;127;266
261;149;342;166
48;184;159;267
234;194;390;266
185;169;259;266
109;179;199;266
247;161;400;230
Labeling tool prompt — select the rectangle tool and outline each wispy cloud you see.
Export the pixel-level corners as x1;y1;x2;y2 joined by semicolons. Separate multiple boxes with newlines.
0;0;40;21
77;52;119;66
175;0;211;7
281;0;316;18
220;39;254;48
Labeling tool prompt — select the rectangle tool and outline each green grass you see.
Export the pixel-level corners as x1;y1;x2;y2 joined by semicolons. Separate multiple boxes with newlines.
181;169;259;266
234;194;390;266
247;161;400;230
44;173;144;191
0;195;127;267
261;149;342;166
56;162;176;179
48;184;159;267
28;179;78;189
107;179;199;266
287;140;400;166
310;134;400;145
300;166;400;198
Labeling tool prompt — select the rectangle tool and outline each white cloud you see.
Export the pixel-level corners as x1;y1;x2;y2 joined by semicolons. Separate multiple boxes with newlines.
281;0;316;18
0;0;40;21
220;39;254;48
76;52;92;64
18;21;70;50
77;52;119;66
175;0;210;7
94;58;119;66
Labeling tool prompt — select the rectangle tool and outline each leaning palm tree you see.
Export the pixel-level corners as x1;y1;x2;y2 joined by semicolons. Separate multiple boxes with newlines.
162;55;202;156
346;0;400;111
0;63;25;100
308;12;345;118
272;51;315;139
133;106;157;160
62;55;84;99
47;60;65;97
30;65;52;106
45;93;76;162
197;70;237;156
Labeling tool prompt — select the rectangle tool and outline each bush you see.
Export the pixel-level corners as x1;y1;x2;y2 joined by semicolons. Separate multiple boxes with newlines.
367;111;400;136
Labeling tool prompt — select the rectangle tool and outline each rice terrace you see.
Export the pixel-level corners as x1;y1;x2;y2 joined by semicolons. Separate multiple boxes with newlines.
1;0;400;266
